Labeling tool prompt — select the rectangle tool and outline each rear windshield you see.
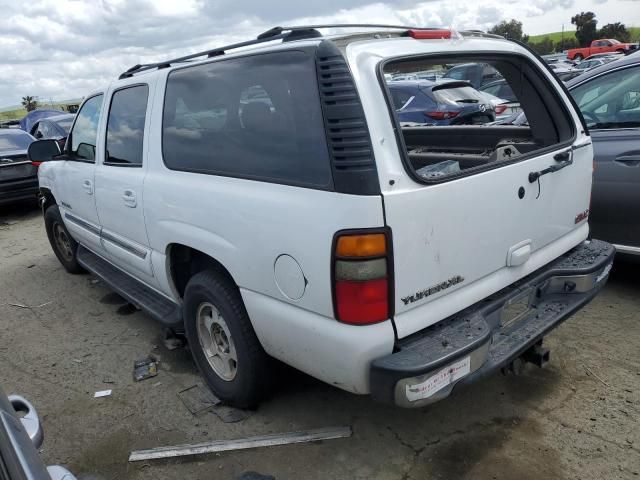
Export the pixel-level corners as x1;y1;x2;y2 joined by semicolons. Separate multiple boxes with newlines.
382;54;575;183
430;84;485;105
0;132;32;153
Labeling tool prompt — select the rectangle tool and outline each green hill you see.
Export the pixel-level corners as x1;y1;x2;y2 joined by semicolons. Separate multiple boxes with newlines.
529;27;640;44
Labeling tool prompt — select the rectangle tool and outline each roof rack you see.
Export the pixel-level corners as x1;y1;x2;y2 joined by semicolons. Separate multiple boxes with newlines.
118;24;447;79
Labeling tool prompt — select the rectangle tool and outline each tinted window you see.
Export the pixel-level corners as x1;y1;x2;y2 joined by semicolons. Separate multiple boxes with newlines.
571;66;640;129
0;131;32;152
105;85;149;166
163;51;332;188
70;94;103;161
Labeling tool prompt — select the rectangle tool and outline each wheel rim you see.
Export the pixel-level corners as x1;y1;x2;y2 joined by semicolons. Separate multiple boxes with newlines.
196;302;238;381
53;222;73;261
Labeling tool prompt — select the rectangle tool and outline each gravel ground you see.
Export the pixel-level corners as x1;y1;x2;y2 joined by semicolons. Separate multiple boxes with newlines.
1;201;639;480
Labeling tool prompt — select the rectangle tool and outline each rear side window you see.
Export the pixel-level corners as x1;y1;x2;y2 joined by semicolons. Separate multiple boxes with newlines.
162;51;332;188
105;85;149;166
382;54;574;183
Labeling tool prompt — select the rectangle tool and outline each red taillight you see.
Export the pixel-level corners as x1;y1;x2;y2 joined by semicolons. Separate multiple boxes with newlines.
335;279;388;324
31;161;42;167
333;231;392;325
426;111;459;120
408;29;452;39
494;104;507;115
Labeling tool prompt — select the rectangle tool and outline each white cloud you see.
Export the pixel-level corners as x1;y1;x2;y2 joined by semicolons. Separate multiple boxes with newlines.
0;0;637;107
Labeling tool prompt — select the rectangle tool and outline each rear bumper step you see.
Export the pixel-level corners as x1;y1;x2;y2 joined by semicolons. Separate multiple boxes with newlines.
370;239;615;408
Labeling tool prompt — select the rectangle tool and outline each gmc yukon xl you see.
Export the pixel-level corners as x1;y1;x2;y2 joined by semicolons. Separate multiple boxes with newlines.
28;25;615;408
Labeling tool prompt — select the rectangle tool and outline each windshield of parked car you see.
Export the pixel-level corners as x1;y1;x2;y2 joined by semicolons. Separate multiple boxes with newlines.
571;64;640;129
0;131;32;152
55;118;74;133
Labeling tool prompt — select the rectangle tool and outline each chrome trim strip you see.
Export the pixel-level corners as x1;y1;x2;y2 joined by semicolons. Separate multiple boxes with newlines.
613;244;640;255
101;230;147;259
64;213;101;236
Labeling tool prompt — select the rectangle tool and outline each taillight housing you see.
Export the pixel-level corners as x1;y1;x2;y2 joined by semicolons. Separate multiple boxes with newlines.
426;110;459;120
332;229;393;325
494;104;507;115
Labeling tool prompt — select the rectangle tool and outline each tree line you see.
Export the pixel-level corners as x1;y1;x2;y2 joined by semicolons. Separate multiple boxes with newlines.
488;14;635;55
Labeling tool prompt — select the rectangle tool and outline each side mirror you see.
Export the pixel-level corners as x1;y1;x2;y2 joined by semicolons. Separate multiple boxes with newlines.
27;139;61;164
8;395;44;448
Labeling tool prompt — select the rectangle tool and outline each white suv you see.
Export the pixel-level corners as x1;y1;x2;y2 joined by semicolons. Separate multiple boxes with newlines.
29;25;615;408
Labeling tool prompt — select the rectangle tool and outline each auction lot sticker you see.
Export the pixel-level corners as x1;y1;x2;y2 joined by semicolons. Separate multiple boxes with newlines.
406;356;471;402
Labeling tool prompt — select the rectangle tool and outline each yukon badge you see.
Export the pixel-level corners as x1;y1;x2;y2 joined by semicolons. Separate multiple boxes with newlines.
402;275;465;306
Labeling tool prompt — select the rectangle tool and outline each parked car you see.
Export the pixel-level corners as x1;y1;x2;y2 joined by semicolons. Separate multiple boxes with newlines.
478;78;521;118
0;129;38;205
29;25;613;409
555;69;584;82
566;54;640;258
567;38;638;61
442;62;502;88
30;113;75;140
0;386;77;479
573;58;608;72
584;52;625;62
388;80;495;125
18;109;67;134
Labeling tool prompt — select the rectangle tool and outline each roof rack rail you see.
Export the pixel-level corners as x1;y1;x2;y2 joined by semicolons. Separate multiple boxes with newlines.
118;23;444;79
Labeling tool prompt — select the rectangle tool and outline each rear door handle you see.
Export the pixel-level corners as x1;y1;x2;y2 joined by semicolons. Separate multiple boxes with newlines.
82;179;93;195
615;154;640;166
122;189;137;208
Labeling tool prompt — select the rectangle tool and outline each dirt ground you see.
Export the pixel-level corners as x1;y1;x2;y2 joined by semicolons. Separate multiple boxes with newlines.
1;201;639;480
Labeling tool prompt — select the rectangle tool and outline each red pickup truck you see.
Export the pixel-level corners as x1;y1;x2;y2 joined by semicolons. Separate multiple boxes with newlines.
567;39;638;60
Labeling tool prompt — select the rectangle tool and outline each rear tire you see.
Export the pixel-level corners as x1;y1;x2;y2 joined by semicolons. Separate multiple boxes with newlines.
183;270;273;408
44;205;84;274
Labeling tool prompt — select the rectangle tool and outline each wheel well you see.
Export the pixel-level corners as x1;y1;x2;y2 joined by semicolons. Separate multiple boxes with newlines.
40;188;56;212
169;244;236;299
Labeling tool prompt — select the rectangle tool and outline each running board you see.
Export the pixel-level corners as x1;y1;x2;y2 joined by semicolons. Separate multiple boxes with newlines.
77;245;182;328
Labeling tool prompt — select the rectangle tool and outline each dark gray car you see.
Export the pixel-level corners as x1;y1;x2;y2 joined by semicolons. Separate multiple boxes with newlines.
567;56;640;257
0;386;76;479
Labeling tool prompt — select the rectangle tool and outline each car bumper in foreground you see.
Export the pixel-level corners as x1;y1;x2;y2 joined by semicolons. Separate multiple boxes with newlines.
370;239;615;408
0;177;39;205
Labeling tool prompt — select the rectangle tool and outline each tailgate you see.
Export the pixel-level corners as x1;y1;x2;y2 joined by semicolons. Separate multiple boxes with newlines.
385;141;593;338
361;37;594;339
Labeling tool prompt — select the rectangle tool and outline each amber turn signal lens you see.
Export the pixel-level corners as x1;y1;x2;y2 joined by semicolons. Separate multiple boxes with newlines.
336;234;386;258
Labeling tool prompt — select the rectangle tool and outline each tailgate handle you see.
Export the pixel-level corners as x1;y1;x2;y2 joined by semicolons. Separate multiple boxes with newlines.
507;240;532;267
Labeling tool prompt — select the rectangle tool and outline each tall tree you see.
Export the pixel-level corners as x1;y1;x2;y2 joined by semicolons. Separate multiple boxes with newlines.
571;11;598;47
21;96;38;112
599;22;631;42
529;37;555;55
489;19;524;41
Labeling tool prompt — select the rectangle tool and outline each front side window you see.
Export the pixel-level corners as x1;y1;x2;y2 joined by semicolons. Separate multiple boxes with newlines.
162;51;332;188
105;85;149;166
70;94;103;161
571;66;640;129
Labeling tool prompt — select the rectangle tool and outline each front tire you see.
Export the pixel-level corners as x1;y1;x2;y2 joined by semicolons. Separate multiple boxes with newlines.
574;54;583;61
44;205;84;274
183;271;273;408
